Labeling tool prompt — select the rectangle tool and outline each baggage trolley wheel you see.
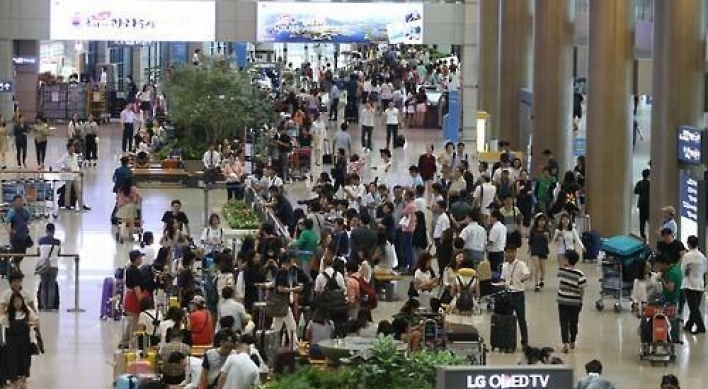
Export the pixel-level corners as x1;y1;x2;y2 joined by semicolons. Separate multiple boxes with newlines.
595;301;604;311
613;303;622;313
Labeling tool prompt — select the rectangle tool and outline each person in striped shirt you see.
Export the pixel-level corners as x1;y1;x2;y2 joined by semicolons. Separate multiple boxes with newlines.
557;250;586;353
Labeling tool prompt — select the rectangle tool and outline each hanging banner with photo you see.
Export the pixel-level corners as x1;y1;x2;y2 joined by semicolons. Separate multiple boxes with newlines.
257;2;424;44
50;0;216;42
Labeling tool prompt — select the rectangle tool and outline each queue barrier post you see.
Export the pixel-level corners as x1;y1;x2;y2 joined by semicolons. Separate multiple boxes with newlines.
0;253;85;314
65;254;85;313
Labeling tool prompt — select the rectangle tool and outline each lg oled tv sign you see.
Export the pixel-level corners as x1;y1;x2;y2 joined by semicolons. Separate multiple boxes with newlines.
437;366;574;389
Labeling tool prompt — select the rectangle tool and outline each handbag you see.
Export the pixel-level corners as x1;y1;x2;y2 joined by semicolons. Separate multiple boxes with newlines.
407;281;419;298
265;291;290;318
35;245;55;276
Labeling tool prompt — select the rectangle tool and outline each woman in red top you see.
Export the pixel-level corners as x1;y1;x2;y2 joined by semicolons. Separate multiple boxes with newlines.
189;296;214;346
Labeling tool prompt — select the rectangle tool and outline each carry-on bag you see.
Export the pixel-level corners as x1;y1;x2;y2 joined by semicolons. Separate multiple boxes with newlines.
490;313;516;353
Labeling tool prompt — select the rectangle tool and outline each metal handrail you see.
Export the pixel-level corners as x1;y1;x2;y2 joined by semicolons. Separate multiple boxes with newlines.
0;253;85;313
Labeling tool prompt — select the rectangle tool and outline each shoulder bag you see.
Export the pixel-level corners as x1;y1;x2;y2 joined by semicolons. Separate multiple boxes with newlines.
35;245;55;276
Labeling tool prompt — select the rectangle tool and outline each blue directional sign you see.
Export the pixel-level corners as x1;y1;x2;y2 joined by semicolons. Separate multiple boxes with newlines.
0;80;13;93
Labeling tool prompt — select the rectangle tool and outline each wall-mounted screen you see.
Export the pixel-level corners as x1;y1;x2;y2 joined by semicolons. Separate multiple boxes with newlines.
50;0;216;42
257;2;423;44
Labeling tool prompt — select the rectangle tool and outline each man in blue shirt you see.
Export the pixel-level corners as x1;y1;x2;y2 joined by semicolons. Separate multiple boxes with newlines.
5;195;32;263
112;156;133;193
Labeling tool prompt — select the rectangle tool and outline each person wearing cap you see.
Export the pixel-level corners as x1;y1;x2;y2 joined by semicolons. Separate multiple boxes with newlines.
189;295;215;346
658;206;678;238
0;271;37;316
120;249;146;348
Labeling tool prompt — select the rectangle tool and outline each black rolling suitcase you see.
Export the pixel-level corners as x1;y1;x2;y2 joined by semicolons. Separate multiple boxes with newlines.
394;134;406;148
582;231;601;261
345;102;359;124
490;314;516;353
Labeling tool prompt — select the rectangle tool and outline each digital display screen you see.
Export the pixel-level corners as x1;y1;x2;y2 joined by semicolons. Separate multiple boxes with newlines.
257;2;424;44
677;125;704;164
50;0;216;42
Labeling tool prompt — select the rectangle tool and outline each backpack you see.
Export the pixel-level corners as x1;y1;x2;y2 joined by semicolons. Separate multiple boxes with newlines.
456;275;476;312
353;275;378;310
316;272;348;317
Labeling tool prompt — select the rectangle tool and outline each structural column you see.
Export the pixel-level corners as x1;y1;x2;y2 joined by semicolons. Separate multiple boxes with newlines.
585;0;635;236
0;40;12;123
478;0;500;141
531;0;575;174
460;0;480;144
650;0;706;234
497;0;532;150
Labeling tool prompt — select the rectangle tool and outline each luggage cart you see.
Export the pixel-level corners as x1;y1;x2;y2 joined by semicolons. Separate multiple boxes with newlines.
1;174;58;219
639;304;679;365
287;147;312;181
596;235;650;312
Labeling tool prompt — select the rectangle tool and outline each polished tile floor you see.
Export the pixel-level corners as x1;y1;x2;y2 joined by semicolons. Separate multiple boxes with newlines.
2;101;705;389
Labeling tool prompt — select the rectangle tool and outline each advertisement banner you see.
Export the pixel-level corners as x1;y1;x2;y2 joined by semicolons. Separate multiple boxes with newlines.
437;366;574;389
677;125;705;165
257;2;424;44
50;0;216;42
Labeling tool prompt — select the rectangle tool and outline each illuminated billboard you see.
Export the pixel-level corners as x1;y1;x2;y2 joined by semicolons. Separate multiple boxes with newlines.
257;2;424;44
50;0;216;42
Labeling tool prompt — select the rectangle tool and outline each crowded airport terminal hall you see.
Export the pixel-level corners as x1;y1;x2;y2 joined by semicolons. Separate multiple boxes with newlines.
0;0;707;388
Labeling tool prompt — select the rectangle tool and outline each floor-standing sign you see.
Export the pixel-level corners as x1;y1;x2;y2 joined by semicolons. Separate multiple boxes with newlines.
677;125;707;250
437;365;574;389
443;90;460;143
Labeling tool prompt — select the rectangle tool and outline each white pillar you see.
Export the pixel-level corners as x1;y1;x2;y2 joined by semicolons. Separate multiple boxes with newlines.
461;0;480;145
0;40;13;122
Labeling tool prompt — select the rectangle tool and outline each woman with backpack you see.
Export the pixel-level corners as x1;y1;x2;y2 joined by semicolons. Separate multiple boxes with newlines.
552;213;585;268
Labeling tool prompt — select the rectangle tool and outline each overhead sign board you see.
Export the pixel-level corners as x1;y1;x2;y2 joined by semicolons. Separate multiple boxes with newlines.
437;366;574;389
257;2;424;44
50;0;216;42
13;57;37;66
677;125;706;165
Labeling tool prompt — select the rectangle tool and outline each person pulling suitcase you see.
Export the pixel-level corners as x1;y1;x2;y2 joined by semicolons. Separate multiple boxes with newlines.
500;243;531;349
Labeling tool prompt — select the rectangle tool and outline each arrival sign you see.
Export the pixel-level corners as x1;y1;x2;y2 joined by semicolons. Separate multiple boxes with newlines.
437;366;574;389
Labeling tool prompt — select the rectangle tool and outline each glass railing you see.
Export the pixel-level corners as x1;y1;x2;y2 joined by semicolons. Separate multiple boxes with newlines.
576;0;654;22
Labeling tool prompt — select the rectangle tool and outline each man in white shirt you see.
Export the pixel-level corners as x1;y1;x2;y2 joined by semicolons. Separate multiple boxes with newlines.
332;122;352;160
56;142;90;210
329;84;340;121
203;143;222;186
217;343;260;389
459;210;487;266
432;199;450;257
380;81;393;109
100;66;108;88
681;235;706;334
384;102;400;149
219;287;249;333
360;101;375;151
314;255;346;293
473;176;497;219
120;102;138;152
500;243;531;347
257;166;283;196
487;209;507;273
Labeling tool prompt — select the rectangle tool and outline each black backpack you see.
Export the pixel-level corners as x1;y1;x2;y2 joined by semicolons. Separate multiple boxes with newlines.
316;271;348;317
456;275;476;312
